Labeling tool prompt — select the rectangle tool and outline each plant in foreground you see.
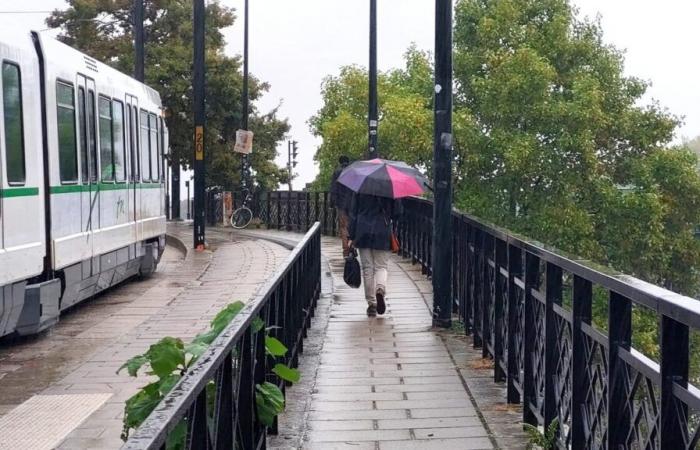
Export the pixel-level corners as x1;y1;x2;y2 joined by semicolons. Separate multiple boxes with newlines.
118;301;300;448
523;418;559;450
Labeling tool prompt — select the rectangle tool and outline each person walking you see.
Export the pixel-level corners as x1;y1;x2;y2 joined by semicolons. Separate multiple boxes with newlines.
330;155;353;256
348;194;399;316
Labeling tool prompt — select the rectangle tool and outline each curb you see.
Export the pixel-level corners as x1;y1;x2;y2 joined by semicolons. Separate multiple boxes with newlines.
165;233;188;258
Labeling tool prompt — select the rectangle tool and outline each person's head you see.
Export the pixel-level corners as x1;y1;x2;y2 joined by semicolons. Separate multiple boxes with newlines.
339;155;350;167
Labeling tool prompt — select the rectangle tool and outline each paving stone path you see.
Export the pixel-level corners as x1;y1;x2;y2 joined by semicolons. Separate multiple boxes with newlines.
0;225;289;450
270;235;499;450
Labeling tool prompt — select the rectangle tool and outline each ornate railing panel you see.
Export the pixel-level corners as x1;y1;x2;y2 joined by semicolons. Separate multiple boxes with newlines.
122;224;322;450
397;196;700;450
216;191;700;450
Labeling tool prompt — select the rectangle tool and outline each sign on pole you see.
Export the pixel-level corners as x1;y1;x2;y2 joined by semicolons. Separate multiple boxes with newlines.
234;129;254;154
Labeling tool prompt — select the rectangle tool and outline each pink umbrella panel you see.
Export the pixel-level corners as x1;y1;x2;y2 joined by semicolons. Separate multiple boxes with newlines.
337;159;428;199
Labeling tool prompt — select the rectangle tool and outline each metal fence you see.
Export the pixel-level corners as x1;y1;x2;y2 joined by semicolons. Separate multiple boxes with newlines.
230;190;337;235
397;196;700;450
122;223;322;450
208;191;700;449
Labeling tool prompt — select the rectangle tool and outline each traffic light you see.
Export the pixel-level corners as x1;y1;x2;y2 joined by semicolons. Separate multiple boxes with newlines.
292;141;299;167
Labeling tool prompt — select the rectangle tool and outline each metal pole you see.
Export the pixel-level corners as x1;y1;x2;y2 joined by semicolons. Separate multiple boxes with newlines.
288;140;292;192
186;181;191;219
241;0;250;188
367;0;378;159
171;163;180;219
193;0;206;250
432;0;453;328
134;0;144;82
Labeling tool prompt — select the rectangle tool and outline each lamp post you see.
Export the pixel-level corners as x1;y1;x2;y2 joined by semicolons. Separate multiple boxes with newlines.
241;0;250;188
367;0;378;159
192;0;206;250
432;0;453;328
133;0;144;82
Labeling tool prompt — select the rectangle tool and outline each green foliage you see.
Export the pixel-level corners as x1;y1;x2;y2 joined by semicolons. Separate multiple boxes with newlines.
255;382;285;426
47;0;289;191
524;419;559;450
309;46;433;191
118;301;300;446
311;0;700;373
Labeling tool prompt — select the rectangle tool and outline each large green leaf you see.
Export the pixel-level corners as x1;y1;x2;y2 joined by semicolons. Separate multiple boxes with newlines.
272;363;300;383
123;384;162;433
117;354;148;377
255;382;285;427
158;373;182;396
147;337;185;378
265;336;288;357
210;301;245;334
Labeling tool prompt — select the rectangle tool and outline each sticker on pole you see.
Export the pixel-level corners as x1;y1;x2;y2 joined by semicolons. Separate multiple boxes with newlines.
195;126;204;160
234;129;254;154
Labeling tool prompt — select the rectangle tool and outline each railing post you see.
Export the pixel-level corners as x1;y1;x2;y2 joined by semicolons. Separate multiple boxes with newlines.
571;275;592;449
214;353;233;450
481;234;493;359
472;229;483;349
187;389;209;450
265;191;271;227
305;192;311;231
607;291;632;449
506;244;522;404
276;191;282;229
253;314;267;448
494;238;507;382
465;224;473;334
237;328;254;450
660;315;688;449
523;252;540;426
544;263;562;428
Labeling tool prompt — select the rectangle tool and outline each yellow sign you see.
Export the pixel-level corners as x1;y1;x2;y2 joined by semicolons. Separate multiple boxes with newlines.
195;126;204;160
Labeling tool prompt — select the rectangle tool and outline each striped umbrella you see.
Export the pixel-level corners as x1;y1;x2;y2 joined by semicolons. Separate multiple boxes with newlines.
337;158;428;199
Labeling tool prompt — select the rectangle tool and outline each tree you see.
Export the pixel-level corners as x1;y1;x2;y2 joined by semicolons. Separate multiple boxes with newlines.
47;0;289;190
451;0;700;296
309;47;433;190
311;0;700;300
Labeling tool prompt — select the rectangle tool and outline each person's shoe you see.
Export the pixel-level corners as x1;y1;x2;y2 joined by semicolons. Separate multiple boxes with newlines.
376;288;386;315
366;304;377;317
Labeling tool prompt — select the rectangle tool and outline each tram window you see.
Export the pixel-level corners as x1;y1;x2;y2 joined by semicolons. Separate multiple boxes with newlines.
112;100;126;182
78;87;87;183
2;62;25;184
98;96;113;181
149;113;159;183
159;117;166;182
130;105;139;182
140;110;150;181
87;90;97;182
56;81;78;182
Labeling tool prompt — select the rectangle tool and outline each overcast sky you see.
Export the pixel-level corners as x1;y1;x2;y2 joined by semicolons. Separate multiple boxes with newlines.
2;0;699;188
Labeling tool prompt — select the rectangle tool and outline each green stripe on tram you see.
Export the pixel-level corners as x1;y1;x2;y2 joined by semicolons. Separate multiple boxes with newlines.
50;183;163;194
0;187;40;198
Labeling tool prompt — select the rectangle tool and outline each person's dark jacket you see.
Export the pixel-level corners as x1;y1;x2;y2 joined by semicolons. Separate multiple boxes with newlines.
349;194;402;250
330;166;353;212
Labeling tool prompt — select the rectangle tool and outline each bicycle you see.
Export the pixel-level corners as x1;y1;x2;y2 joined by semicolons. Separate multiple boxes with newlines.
230;191;254;229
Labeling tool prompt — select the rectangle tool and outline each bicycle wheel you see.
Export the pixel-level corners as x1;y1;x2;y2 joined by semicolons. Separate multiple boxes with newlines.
231;207;253;229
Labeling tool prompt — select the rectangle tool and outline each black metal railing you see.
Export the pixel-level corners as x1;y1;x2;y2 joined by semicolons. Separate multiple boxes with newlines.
122;223;322;450
397;196;700;450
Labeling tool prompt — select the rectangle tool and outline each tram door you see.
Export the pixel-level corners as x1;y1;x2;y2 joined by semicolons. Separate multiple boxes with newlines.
125;95;141;241
76;75;98;259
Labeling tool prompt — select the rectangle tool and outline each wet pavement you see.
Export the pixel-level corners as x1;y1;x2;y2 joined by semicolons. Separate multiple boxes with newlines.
265;232;528;450
0;224;290;449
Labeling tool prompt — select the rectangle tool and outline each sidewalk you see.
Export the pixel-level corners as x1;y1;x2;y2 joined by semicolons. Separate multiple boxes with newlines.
270;235;501;450
0;225;290;450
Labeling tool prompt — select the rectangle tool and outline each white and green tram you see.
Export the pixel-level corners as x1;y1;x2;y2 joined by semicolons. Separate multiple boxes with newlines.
0;30;168;337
